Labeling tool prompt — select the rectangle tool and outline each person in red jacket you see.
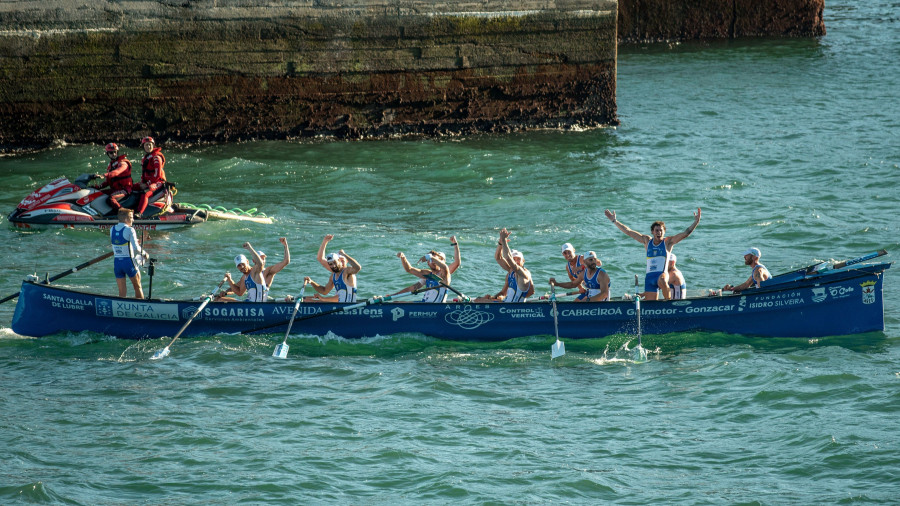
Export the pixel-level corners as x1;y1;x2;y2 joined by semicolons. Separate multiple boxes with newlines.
92;143;133;210
135;136;167;216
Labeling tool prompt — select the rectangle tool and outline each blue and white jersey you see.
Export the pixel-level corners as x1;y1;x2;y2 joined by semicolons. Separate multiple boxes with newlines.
110;223;142;260
669;283;686;300
333;269;358;303
244;275;268;302
421;275;448;303
646;239;669;274
504;271;530;303
583;267;610;301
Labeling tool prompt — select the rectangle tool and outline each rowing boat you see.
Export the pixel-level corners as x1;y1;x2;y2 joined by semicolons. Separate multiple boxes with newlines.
10;262;890;340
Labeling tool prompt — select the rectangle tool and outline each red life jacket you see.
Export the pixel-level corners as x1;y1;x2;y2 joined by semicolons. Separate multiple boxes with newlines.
141;148;167;186
105;156;133;192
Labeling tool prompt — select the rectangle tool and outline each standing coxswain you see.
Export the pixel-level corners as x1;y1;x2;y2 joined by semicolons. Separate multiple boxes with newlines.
605;207;701;300
110;208;149;298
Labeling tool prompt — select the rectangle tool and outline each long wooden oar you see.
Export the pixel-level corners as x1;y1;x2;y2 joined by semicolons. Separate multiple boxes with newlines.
633;274;647;363
767;249;888;285
151;277;227;360
0;251;114;305
549;284;565;359
833;249;888;269
242;284;438;335
273;281;308;359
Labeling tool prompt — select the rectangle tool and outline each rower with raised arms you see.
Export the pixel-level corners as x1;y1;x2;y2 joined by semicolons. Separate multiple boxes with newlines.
256;237;291;295
474;228;533;303
304;234;361;303
722;247;771;294
388;236;462;299
550;250;610;302
605;207;701;300
393;250;451;302
220;242;267;302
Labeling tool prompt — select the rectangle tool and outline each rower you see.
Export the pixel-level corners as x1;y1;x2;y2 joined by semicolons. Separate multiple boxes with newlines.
110;208;149;298
387;236;462;300
667;254;687;300
550;250;610;302
254;237;291;298
723;247;771;294
391;251;450;302
219;243;267;302
304;234;360;302
474;228;533;303
605;207;701;300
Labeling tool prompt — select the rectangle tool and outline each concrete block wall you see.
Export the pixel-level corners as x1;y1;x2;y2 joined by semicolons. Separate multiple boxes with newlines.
0;0;618;149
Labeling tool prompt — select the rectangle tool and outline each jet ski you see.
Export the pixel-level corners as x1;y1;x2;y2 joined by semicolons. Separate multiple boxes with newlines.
7;174;207;230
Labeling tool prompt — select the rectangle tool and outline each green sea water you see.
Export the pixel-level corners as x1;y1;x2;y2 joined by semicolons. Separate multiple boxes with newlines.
1;0;899;503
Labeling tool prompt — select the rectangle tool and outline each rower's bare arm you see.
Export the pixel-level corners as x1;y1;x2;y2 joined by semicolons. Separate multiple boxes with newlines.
550;274;582;290
499;228;519;272
316;234;333;269
398;252;427;277
449;235;461;274
306;276;334;296
494;240;512;271
341;249;361;274
243;242;264;268
667;208;702;246
231;274;248;296
605;209;648;244
268;237;290;274
723;275;752;293
592;272;611;302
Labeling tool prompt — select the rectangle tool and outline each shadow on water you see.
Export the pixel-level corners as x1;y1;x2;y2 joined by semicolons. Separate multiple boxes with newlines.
2;329;892;363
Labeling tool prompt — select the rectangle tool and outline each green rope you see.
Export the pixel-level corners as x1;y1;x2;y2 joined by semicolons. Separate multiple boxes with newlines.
177;202;268;218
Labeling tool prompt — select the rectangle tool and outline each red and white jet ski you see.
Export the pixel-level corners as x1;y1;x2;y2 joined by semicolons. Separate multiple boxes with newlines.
7;174;207;230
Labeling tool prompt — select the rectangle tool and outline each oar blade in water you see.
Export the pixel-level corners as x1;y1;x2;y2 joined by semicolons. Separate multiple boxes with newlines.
551;339;565;358
632;345;648;363
151;347;170;360
273;342;289;359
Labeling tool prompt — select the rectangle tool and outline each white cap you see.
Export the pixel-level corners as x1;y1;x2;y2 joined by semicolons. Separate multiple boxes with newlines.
511;250;524;261
743;247;761;259
561;243;575;253
257;250;265;258
234;254;249;267
435;251;446;261
326;252;343;263
424;253;433;262
584;250;597;260
669;253;677;262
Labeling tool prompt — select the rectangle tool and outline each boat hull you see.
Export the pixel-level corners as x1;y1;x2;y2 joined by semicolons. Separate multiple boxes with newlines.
10;263;890;341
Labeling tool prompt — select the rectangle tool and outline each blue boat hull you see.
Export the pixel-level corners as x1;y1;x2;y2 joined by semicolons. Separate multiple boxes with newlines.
11;263;890;341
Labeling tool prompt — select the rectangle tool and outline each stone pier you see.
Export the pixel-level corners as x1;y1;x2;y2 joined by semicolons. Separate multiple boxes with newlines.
0;0;827;151
0;0;618;150
618;0;825;43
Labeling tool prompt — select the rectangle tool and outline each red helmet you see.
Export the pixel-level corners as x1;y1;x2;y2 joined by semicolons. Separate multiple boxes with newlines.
105;142;118;153
141;136;155;146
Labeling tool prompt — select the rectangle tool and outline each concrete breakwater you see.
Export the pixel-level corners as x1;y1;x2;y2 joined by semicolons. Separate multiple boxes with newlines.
618;0;825;43
0;0;825;150
0;0;618;150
